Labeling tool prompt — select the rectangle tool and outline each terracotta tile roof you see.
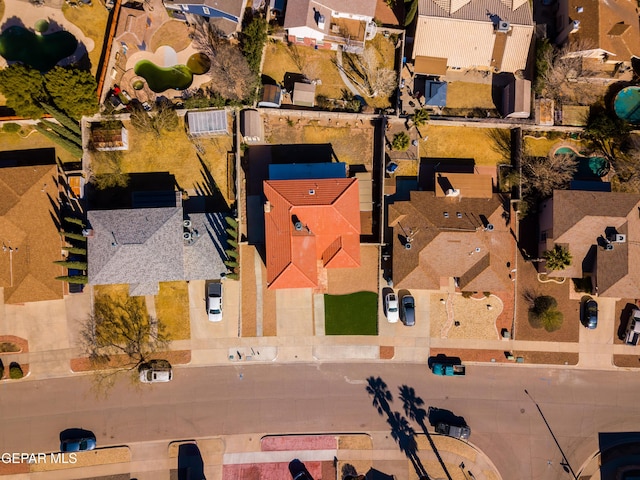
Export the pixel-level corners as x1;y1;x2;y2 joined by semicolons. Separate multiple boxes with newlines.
0;163;63;304
263;178;361;289
389;189;514;291
546;190;640;298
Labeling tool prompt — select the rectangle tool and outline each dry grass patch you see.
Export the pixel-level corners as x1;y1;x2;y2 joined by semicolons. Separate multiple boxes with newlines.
429;293;502;340
30;448;130;472
420;125;506;165
0;129;77;163
93;284;129;301
90;118;233;205
62;3;109;75
446;82;495;109
156;281;190;340
262;41;346;99
149;20;191;52
523;136;584;158
266;122;374;166
338;435;372;450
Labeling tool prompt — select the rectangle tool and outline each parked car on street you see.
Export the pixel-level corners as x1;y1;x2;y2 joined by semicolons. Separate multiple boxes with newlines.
385;292;399;323
583;298;598;329
207;283;223;322
401;295;415;326
436;422;471;440
60;433;96;452
139;360;172;383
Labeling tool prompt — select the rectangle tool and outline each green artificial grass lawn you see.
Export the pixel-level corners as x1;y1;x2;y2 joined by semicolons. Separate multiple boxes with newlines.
324;292;378;335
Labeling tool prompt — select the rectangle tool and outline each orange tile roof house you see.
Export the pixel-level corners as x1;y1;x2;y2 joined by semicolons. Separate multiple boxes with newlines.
412;0;533;74
0;150;64;304
538;190;640;298
388;173;515;291
263;178;361;289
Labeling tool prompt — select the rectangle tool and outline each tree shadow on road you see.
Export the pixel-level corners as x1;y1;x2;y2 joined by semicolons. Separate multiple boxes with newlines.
365;376;430;480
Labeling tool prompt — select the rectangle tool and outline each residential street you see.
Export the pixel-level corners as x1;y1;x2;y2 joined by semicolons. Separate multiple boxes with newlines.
1;362;639;480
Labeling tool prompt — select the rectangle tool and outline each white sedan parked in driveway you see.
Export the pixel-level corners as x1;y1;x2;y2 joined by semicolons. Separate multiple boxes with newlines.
385;292;400;323
207;283;223;322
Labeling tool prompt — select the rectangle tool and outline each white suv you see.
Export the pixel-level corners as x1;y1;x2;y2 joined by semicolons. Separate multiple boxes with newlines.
385;293;399;323
139;360;172;383
207;283;223;322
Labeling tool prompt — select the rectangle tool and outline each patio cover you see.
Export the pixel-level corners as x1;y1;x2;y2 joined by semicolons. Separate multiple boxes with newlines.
414;55;448;75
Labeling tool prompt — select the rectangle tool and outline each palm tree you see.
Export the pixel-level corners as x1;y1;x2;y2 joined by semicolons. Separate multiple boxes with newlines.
366;376;393;416
543;245;572;271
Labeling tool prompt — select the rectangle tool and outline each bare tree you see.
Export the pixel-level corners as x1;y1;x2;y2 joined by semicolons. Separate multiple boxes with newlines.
339;47;397;98
192;18;257;101
521;153;578;198
539;38;598;104
80;293;170;390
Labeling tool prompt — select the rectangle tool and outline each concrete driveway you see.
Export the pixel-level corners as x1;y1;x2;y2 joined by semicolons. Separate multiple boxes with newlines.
275;288;314;337
188;279;240;342
577;296;617;368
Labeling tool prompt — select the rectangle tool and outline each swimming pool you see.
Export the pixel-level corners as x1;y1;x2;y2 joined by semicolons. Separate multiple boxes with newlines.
134;60;193;93
614;86;640;124
553;146;609;179
0;25;77;71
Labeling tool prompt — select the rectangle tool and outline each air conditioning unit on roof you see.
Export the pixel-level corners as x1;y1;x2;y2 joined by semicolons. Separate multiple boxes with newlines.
497;21;510;32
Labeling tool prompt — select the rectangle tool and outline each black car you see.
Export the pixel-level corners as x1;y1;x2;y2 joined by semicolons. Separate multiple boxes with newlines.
583;299;598;329
401;295;416;326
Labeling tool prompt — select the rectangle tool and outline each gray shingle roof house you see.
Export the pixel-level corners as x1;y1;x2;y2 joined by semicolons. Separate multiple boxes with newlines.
538;190;640;298
87;196;227;295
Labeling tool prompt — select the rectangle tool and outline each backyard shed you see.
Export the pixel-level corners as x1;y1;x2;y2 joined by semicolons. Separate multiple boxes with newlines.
241;109;263;143
258;84;282;108
501;77;531;119
293;82;316;107
187;109;228;137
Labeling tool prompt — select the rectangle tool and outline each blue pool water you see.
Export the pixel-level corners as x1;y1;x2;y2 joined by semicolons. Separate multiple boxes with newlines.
614;86;640;124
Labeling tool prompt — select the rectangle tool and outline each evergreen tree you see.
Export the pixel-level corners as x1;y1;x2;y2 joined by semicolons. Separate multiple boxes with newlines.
40;103;82;136
34;123;83;157
44;67;99;119
0;64;47;118
40;119;82;146
241;17;267;73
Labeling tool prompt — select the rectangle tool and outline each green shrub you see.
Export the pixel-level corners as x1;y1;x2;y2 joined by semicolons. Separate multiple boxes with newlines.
224;260;239;268
2;123;21;133
226;273;239;280
55;275;88;284
392;132;410;151
0;342;20;353
62;231;87;242
226;227;238;239
227;239;238;248
225;249;239;259
529;295;564;332
225;216;238;228
9;362;23;379
461;291;474;298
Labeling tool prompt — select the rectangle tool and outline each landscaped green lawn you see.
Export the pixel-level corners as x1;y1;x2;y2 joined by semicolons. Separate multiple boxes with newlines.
325;292;378;335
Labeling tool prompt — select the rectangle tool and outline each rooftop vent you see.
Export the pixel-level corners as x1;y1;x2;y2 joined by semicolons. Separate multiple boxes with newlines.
576;6;583;12
445;188;460;197
444;212;449;218
317;14;325;29
616;234;627;243
485;223;494;231
571;20;580;32
294;221;303;231
264;201;271;213
309;189;315;195
497;20;510;32
605;243;614;251
405;242;412;250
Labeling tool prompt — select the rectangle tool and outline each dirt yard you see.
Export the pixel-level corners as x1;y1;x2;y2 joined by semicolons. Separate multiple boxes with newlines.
419;125;509;166
326;245;379;295
429;293;503;340
515;252;580;343
265;117;375;166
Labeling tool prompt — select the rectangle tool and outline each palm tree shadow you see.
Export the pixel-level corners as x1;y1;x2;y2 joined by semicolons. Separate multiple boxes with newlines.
365;377;430;479
399;385;454;480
